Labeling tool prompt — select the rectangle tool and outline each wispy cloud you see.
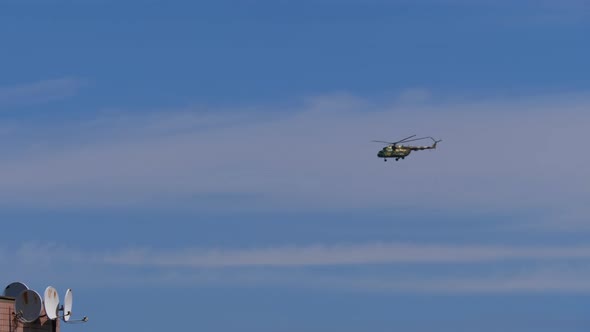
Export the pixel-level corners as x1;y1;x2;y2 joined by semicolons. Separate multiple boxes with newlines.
0;77;85;106
97;242;590;268
6;241;590;268
288;268;590;294
54;267;590;294
5;242;590;293
0;90;589;226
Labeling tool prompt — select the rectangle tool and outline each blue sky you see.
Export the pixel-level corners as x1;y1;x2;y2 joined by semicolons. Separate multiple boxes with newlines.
1;1;590;331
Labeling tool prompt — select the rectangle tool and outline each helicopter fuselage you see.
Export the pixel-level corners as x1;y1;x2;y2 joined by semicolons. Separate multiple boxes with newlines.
377;146;411;159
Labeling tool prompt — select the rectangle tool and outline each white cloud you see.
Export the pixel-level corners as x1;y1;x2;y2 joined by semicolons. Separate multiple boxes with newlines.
59;267;590;294
0;90;589;227
0;77;85;106
291;268;590;294
6;241;590;268
97;242;590;267
5;242;590;293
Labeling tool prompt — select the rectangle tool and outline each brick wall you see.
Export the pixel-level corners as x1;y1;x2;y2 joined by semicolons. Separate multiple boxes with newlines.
0;297;58;332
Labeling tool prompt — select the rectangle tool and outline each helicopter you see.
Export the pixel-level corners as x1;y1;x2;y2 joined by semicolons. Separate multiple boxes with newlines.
373;135;442;161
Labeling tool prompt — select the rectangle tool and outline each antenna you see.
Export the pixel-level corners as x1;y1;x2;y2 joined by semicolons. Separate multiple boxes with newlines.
4;281;29;298
60;288;88;323
43;286;60;320
14;289;43;323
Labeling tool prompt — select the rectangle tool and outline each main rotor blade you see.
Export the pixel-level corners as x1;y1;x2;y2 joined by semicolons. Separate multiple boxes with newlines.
396;136;431;144
393;135;416;144
373;136;438;145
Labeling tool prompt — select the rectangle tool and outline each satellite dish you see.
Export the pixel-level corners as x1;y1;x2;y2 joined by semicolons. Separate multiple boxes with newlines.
63;288;73;322
60;288;88;323
15;290;43;323
43;286;59;320
4;282;29;298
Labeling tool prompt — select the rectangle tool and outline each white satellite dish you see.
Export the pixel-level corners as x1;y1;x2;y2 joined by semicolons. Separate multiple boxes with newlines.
4;281;29;298
43;286;60;320
60;288;88;323
63;288;73;322
15;289;43;323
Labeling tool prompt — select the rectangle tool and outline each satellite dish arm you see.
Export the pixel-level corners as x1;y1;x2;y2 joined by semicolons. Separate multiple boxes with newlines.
64;316;89;324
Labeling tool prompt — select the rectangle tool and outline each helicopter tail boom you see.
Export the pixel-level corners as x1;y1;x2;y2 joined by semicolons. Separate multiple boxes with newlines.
432;139;442;148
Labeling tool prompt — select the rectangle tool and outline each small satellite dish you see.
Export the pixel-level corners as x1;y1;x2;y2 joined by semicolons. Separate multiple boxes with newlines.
60;288;88;323
15;289;43;323
43;286;59;320
63;289;73;322
4;282;29;298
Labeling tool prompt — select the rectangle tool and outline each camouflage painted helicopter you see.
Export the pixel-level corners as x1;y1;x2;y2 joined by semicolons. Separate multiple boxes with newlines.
373;135;442;161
